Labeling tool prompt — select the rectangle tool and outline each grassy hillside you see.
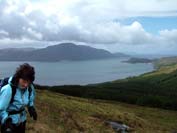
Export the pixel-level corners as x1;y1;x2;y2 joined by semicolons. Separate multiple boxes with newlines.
153;56;177;69
26;89;177;133
25;57;177;132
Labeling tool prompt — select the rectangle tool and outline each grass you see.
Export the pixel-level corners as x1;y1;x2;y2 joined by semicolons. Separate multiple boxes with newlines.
26;89;177;133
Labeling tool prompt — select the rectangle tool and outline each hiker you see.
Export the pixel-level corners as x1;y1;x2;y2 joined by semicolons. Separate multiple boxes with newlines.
0;63;37;133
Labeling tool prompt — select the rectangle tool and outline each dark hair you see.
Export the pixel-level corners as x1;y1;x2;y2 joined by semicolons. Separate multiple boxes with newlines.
13;63;35;85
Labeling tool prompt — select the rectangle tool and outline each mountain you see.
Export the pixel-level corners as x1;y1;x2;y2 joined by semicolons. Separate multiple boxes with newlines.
113;52;129;57
0;43;126;61
1;47;36;51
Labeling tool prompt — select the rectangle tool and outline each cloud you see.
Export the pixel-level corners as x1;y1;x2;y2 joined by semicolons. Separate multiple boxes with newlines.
159;29;177;44
0;30;9;38
0;0;177;54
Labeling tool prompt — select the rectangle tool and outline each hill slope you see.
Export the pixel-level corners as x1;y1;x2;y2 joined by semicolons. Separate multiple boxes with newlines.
26;89;177;133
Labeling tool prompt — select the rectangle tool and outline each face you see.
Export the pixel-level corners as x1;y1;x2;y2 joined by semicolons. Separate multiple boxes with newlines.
18;78;31;89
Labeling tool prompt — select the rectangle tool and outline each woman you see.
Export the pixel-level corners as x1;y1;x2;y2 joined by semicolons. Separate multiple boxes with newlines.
0;63;37;133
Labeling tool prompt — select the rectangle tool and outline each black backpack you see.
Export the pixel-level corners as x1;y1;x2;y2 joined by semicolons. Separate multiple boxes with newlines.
0;77;32;104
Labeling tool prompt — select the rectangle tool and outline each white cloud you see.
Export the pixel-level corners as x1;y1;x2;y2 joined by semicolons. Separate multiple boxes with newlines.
0;30;9;37
159;29;177;45
26;27;43;40
0;0;177;54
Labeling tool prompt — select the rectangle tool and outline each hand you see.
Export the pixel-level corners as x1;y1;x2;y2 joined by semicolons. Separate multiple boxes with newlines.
28;106;37;120
4;118;13;133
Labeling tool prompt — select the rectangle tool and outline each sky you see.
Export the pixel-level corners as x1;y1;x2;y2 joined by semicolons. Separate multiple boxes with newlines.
0;0;177;55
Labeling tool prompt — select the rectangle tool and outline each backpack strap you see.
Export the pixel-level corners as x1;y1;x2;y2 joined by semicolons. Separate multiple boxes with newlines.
8;108;25;115
28;84;33;100
7;77;17;104
10;85;17;104
9;77;17;104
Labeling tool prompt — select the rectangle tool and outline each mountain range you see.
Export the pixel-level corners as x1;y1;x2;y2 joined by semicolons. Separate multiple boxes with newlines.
0;43;128;61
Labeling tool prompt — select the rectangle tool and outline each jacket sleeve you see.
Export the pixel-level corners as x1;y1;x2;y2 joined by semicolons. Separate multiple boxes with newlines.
0;85;12;124
28;84;36;107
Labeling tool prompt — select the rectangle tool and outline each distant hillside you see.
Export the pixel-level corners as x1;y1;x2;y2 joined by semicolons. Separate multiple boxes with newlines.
1;47;36;51
113;52;129;57
0;43;127;61
123;57;153;64
153;56;177;69
39;56;177;111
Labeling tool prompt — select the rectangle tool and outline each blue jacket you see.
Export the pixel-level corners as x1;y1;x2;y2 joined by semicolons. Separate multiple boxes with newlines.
0;76;35;125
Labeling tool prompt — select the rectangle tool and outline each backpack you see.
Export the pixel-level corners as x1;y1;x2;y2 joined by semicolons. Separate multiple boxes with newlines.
0;77;32;104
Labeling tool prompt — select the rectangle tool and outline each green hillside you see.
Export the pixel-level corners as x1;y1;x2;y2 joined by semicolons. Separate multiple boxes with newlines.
27;89;177;133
